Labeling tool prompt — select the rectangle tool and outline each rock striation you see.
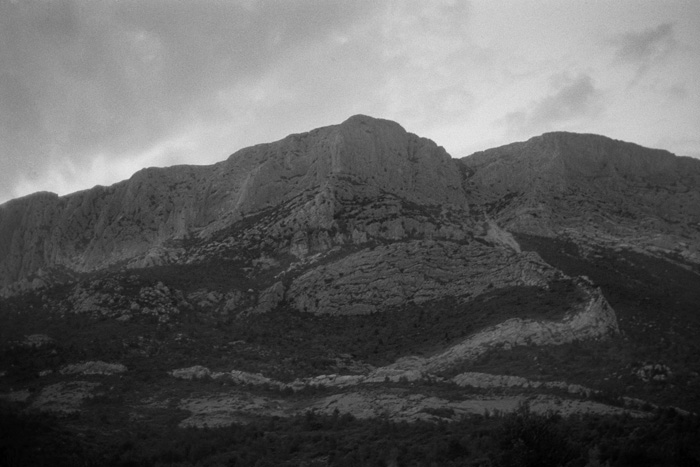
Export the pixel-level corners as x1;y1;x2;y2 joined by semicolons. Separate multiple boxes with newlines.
422;285;618;372
3;117;697;303
286;240;554;315
59;361;127;376
5;116;700;438
0;115;467;292
460;132;700;263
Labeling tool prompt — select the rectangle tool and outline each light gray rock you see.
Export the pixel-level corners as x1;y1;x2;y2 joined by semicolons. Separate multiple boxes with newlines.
460;132;700;264
287;240;555;315
253;281;285;314
169;366;212;380
0;116;468;292
21;334;54;348
59;361;127;376
422;286;618;372
30;381;101;414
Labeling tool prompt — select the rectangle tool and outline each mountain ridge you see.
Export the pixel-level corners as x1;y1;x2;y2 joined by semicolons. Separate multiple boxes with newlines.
460;130;700;265
3;116;700;295
0;115;468;291
2;116;700;461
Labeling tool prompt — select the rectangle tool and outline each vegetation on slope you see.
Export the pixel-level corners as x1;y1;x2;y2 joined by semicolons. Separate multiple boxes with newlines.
514;233;700;412
2;399;699;467
0;279;583;382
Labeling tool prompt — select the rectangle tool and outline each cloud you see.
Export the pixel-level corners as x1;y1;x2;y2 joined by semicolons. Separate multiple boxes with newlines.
0;0;381;203
608;23;676;84
374;1;476;129
611;23;676;64
2;1;696;204
501;73;604;134
10;124;213;201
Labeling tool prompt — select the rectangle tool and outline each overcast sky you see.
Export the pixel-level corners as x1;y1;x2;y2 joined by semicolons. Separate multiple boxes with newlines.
1;0;699;204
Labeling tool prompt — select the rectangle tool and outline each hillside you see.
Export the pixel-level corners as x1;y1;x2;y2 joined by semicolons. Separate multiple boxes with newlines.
0;115;465;293
460;132;700;265
1;117;699;465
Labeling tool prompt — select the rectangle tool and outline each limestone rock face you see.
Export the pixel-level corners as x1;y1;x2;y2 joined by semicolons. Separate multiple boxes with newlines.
286;240;555;315
59;361;127;376
0;115;467;291
0;192;61;289
460;132;700;262
5;116;699;431
219;114;466;215
422;285;619;372
4;120;696;296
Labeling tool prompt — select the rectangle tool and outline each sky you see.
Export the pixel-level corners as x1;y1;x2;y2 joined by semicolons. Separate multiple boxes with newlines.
1;0;699;204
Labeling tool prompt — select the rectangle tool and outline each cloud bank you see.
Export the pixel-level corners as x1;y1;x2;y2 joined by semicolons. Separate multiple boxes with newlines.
0;1;699;204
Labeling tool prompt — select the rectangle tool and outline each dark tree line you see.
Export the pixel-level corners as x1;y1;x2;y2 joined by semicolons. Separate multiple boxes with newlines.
2;400;699;466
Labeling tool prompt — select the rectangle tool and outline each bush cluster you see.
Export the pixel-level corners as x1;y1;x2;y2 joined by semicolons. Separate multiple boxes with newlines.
2;401;698;466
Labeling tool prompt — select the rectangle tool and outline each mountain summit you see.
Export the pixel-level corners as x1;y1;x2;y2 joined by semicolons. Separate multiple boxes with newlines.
460;132;700;261
2;117;699;295
0;115;466;290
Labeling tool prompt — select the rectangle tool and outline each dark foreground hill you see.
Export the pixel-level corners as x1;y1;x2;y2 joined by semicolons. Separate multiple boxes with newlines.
1;116;699;465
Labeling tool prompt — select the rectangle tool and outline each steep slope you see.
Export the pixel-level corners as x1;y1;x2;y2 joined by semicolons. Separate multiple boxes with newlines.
2;117;608;329
0;115;466;293
5;119;700;462
0;116;618;351
460;132;700;265
460;132;700;413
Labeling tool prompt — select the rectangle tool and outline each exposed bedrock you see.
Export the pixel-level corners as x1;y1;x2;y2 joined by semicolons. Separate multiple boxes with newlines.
385;285;619;374
285;239;555;315
0;115;467;290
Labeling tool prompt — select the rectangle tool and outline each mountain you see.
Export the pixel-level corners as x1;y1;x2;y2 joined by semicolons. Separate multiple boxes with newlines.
461;132;700;264
0;115;466;292
1;116;699;465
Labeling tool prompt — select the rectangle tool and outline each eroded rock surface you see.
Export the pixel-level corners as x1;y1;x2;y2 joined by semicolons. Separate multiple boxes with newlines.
30;381;101;414
59;361;127;376
0;115;467;292
173;389;649;428
460;132;700;264
287;241;554;315
421;286;618;372
178;392;289;428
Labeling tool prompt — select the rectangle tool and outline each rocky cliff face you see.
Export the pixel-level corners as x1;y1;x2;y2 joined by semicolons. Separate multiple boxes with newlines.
421;284;619;373
4;121;697;294
460;132;700;264
286;241;552;315
10;116;700;446
0;115;467;292
0;116;630;357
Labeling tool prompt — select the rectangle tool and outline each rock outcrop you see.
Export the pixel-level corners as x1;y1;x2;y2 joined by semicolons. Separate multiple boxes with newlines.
0;115;467;292
460;132;700;263
59;361;127;376
174;388;647;428
4;120;698;297
452;372;594;396
422;285;618;372
5;116;700;443
286;240;555;315
29;381;101;414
